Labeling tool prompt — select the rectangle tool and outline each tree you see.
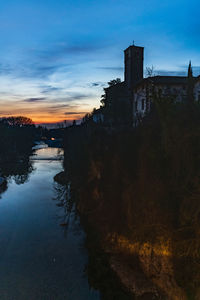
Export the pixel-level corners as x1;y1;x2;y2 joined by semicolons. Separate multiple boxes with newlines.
100;78;122;107
187;61;194;103
0;116;34;127
145;65;155;77
107;78;121;87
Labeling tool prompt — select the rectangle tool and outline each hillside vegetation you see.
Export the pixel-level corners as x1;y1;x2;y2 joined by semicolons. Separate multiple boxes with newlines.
64;97;200;299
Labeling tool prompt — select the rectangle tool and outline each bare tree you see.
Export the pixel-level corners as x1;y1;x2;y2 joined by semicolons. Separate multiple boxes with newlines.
146;65;155;77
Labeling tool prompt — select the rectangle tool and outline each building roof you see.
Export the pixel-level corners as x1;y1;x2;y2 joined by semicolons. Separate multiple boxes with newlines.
124;44;144;52
134;75;200;89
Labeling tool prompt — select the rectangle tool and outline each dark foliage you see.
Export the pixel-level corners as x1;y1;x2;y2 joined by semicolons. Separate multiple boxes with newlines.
0;117;36;182
63;96;200;296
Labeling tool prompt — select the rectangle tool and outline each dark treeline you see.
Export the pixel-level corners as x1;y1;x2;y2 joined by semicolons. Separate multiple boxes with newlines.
63;97;200;299
0;116;64;163
0;117;35;162
0;117;41;196
0;116;64;187
0;117;36;195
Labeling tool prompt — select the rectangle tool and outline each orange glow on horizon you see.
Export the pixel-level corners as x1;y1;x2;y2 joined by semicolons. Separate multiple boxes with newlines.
0;95;98;125
0;112;87;124
0;98;95;125
33;114;84;124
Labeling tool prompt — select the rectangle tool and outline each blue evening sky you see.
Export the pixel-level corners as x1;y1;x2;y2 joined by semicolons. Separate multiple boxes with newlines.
0;0;199;124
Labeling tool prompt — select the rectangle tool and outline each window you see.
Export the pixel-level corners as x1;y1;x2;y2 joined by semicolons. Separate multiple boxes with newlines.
135;101;138;111
142;99;145;110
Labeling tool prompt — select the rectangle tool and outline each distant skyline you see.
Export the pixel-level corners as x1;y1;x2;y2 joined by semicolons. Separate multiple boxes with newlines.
0;0;199;125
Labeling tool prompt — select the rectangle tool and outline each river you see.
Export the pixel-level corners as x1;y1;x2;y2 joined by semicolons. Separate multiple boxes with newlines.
0;147;100;300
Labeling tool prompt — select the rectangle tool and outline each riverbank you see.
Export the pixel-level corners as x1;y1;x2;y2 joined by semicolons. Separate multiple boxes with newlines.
55;171;165;299
54;175;135;299
60;100;200;299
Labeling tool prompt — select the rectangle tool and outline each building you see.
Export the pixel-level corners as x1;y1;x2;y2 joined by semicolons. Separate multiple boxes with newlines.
102;44;200;126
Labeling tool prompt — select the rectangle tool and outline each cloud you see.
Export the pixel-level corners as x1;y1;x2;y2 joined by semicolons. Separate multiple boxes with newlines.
64;111;86;115
24;41;110;80
0;63;13;75
40;85;63;94
33;65;61;76
91;82;106;87
44;103;82;114
35;43;105;61
48;104;75;109
0;59;62;80
97;66;123;71
23;97;46;102
155;66;200;77
47;104;76;112
63;93;92;102
21;62;63;79
155;70;187;76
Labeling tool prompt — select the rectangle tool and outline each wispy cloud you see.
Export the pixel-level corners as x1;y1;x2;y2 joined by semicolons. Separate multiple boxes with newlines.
48;104;76;109
64;93;92;102
155;70;187;76
155;65;200;77
90;82;106;87
30;64;61;78
97;66;123;71
23;97;46;102
0;63;13;75
34;42;105;61
0;60;61;80
64;111;86;115
45;104;78;114
40;85;63;94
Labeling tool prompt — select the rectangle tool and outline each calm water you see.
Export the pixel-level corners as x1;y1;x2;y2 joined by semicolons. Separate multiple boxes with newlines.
0;147;100;300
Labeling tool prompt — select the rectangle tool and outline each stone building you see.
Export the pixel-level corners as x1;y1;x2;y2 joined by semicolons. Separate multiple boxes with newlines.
133;76;188;122
101;44;200;126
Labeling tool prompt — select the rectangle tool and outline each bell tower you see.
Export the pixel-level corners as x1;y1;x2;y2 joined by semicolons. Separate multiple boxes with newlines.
124;44;144;89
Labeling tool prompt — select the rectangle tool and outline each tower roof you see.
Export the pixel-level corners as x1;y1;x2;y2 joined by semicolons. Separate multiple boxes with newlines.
124;44;144;52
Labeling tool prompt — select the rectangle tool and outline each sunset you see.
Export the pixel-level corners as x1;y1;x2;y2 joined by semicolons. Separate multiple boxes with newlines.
0;0;199;124
0;0;200;299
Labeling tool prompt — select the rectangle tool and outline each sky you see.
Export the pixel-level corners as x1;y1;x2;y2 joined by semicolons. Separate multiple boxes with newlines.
0;0;199;125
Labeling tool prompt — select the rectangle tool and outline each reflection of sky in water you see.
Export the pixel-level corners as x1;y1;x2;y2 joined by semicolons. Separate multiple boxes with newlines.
0;148;99;300
30;147;64;161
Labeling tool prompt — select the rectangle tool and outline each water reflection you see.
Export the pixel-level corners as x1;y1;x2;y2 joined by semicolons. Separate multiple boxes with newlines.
54;171;133;300
0;154;34;198
0;147;100;300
